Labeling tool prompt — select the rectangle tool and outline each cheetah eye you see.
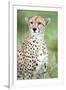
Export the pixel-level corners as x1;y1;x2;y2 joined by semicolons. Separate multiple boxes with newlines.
38;22;42;25
30;21;33;24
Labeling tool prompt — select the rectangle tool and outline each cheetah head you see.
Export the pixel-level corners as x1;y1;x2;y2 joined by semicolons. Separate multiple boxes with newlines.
25;16;51;36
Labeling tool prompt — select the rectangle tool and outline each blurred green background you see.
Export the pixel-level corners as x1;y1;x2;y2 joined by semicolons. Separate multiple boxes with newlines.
17;10;58;78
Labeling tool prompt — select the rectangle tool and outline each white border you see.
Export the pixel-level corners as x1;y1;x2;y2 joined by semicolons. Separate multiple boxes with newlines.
9;1;64;88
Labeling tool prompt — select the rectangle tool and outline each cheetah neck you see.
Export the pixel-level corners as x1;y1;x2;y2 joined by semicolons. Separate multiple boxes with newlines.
32;34;44;41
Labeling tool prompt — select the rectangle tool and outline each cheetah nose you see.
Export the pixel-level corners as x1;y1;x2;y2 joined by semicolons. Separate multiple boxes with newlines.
33;28;37;32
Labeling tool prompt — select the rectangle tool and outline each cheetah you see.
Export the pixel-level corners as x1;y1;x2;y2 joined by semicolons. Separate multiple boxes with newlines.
17;16;50;79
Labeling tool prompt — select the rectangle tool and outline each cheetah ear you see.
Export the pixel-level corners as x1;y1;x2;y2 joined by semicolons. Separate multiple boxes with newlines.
25;16;33;23
45;17;51;26
25;17;29;23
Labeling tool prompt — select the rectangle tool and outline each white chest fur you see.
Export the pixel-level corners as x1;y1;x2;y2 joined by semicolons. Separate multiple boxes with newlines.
30;35;48;73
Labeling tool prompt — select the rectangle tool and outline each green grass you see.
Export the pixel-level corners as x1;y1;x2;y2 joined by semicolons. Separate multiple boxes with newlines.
17;10;58;79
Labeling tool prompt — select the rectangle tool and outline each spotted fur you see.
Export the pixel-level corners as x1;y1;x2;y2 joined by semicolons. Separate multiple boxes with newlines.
17;16;50;79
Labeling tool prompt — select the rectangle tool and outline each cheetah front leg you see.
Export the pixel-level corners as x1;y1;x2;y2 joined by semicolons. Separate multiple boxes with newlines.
34;49;48;79
43;57;48;73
